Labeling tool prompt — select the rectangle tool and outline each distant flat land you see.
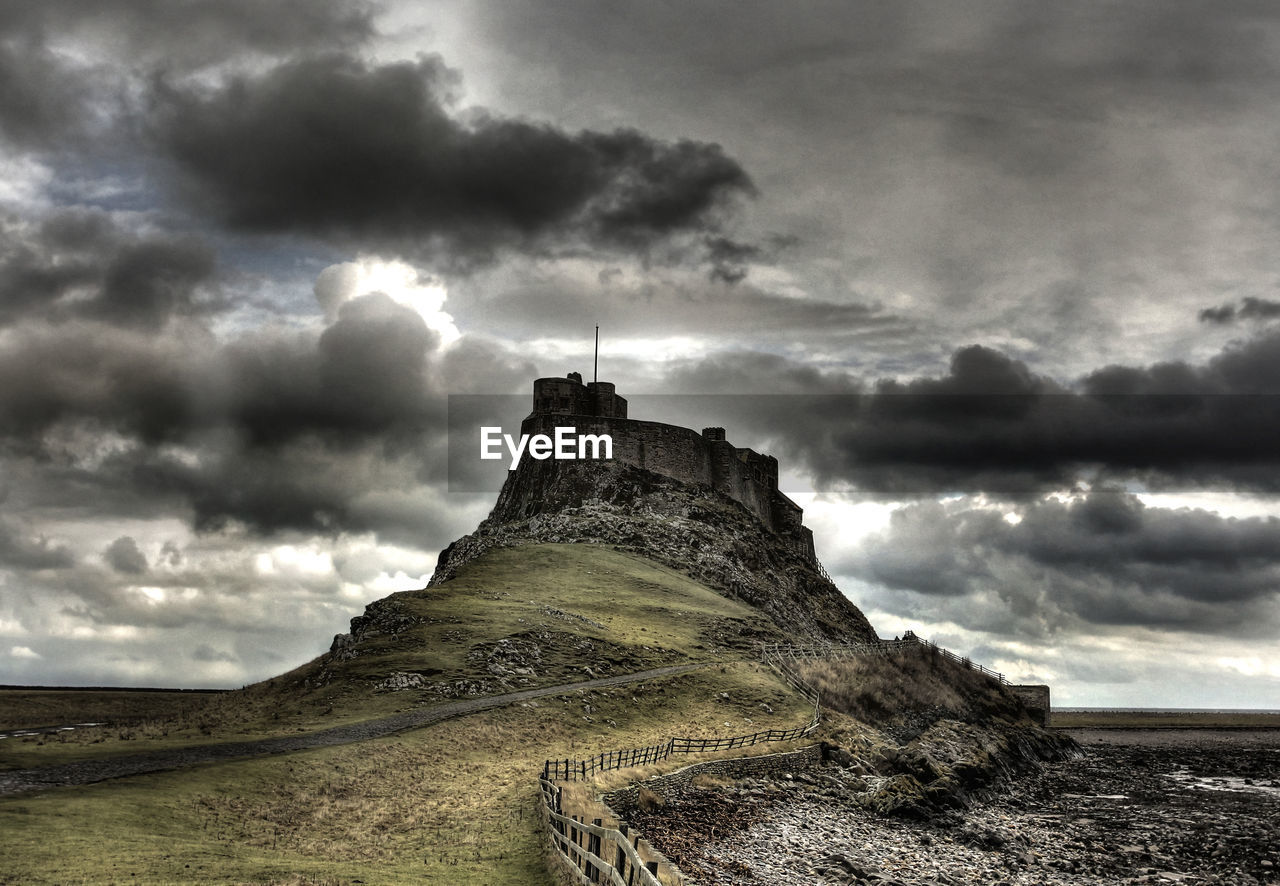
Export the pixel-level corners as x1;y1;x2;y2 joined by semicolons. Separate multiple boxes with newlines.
0;687;221;732
1052;709;1280;729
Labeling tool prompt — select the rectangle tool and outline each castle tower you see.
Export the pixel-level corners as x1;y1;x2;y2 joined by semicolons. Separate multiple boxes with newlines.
531;374;627;418
521;376;814;561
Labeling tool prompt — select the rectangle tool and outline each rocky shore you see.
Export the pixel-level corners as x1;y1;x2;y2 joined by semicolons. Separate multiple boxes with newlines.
623;728;1280;886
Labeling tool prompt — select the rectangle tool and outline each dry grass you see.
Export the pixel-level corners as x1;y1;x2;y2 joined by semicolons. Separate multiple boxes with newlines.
794;646;1025;728
3;544;786;773
0;689;219;732
0;662;814;885
0;685;396;771
585;733;817;794
0;544;817;884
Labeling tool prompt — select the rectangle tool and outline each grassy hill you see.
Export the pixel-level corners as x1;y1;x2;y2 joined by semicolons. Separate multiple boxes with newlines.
0;544;789;772
0;544;819;885
1;542;1066;885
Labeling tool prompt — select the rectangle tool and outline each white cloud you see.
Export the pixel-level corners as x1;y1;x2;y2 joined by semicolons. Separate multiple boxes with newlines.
0;155;53;209
368;570;431;594
137;586;166;603
315;256;460;344
1216;657;1280;679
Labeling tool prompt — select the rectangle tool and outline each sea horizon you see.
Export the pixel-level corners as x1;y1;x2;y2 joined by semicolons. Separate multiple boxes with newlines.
1057;706;1280;714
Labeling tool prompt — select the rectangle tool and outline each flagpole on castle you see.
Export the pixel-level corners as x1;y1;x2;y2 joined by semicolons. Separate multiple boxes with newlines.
594;325;599;384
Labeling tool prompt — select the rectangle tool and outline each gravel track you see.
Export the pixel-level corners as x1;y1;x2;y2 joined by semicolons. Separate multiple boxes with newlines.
0;663;704;797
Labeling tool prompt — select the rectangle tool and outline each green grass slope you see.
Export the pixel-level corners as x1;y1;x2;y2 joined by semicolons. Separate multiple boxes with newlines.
0;544;787;772
319;541;788;689
0;663;814;886
0;544;817;885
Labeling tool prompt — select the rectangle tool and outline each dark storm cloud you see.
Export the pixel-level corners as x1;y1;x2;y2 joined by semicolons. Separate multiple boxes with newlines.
113;436;386;534
200;293;442;454
316;293;438;432
0;279;532;536
191;644;236;663
0;40;94;149
0;0;376;150
0;518;74;571
704;237;759;284
0;0;376;58
0;209;219;329
0;323;428;536
851;493;1280;637
103;536;147;575
0;293;435;451
151;54;755;265
1199;305;1238;325
743;333;1280;493
0;325;188;448
1199;297;1280;325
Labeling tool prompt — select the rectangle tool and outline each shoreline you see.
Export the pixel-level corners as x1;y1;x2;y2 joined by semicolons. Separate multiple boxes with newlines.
1052;711;1280;730
1063;726;1280;733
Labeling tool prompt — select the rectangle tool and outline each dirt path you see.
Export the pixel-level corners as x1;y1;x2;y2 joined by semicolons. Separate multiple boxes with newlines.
0;663;705;797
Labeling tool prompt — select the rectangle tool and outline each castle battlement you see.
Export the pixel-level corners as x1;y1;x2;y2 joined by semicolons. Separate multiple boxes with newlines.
521;374;815;560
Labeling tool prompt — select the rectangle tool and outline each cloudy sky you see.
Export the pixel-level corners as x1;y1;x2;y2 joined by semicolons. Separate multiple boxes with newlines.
2;0;1278;707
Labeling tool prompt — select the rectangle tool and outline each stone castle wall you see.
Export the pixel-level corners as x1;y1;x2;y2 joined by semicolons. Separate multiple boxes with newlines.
519;409;814;560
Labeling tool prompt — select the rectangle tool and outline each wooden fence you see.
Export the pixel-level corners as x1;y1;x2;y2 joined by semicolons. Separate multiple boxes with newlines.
759;648;821;708
760;638;911;661
540;778;672;886
539;632;1017;883
760;631;1009;685
542;715;819;782
903;632;1008;684
538;654;825;884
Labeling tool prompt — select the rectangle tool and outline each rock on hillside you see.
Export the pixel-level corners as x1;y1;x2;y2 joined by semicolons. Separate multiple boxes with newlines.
431;459;877;644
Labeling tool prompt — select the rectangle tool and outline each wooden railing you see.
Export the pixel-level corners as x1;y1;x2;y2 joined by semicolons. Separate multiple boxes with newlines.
759;638;912;661
539;779;668;886
539;657;824;884
903;631;1008;684
541;715;819;782
759;646;821;709
760;632;1009;685
539;632;1016;883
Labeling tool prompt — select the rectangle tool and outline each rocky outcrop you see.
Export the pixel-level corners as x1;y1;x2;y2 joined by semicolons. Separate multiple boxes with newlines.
858;720;1078;818
328;595;423;662
614;719;1080;884
430;459;877;644
617;730;1278;886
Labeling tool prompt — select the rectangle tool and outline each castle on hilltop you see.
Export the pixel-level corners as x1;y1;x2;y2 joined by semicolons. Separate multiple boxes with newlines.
521;373;816;560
